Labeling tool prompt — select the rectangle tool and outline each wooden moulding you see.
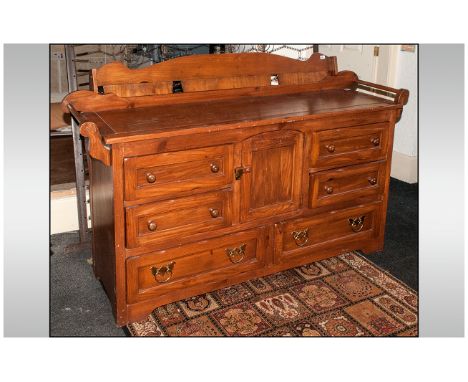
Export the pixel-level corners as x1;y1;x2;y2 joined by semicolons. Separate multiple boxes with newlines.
59;52;350;114
357;80;409;105
61;91;130;113
80;121;111;166
396;88;410;105
91;52;336;88
61;70;360;114
357;80;409;122
89;52;339;99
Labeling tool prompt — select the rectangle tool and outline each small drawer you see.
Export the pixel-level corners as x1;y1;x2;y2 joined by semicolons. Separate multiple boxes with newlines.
310;123;389;168
126;228;267;303
125;190;232;249
124;144;234;201
276;204;380;263
309;161;386;208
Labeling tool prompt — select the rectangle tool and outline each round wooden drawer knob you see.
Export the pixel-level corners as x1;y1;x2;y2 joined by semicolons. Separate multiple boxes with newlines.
210;163;219;173
147;221;158;231
371;137;380;146
324;185;334;194
209;208;219;218
368;177;377;185
146;173;156;183
326;144;336;153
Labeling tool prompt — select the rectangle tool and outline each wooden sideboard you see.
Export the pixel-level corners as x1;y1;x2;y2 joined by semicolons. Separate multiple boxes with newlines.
62;52;409;326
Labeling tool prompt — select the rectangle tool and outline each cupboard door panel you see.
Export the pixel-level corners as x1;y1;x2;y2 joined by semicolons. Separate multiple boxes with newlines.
240;130;304;222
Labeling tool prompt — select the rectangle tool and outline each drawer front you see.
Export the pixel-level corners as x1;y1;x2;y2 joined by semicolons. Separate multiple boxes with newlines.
126;228;267;303
276;204;380;262
126;191;232;248
309;162;386;208
124;144;234;201
310;123;389;168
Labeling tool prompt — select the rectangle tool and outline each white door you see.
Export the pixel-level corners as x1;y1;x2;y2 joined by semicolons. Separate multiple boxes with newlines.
319;45;392;85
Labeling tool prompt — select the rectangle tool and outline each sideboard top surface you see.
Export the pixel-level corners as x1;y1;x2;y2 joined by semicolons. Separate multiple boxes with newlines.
64;52;409;145
82;89;395;144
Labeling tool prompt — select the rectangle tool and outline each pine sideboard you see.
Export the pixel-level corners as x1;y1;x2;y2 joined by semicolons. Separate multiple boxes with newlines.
62;52;409;326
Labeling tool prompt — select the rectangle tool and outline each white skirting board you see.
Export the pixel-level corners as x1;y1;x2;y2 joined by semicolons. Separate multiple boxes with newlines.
50;188;91;234
390;150;418;184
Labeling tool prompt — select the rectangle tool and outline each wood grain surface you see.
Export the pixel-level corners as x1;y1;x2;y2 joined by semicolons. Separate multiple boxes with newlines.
64;52;409;326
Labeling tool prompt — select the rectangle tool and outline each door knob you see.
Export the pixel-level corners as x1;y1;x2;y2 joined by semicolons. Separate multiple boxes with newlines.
209;208;219;218
235;166;251;180
210;163;219;173
370;137;380;146
146;173;156;183
147;221;158;231
325;144;336;153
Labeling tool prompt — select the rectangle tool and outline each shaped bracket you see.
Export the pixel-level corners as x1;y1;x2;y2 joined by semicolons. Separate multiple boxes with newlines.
79;121;111;166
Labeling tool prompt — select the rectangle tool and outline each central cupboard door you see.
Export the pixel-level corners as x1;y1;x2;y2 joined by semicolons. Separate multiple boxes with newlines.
239;130;304;222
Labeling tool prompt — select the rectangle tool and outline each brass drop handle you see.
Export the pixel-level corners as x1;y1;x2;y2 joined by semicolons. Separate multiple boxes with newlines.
226;244;246;264
147;221;158;231
326;144;336;153
292;228;309;247
146;173;156;183
210;163;219;173
209;208;219;218
368;177;377;185
324;185;334;194
150;261;175;283
370;137;380;146
348;216;365;232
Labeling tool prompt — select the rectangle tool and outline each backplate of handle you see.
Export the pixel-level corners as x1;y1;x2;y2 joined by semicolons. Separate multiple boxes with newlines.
292;228;309;247
225;244;246;264
348;216;365;232
150;261;176;283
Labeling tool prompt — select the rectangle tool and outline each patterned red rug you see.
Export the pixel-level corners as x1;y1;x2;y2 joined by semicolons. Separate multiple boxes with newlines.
127;251;418;336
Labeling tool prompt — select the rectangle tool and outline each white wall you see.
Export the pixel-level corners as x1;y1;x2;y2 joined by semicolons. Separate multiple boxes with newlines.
316;44;417;183
392;47;418;157
389;46;418;183
50;189;91;234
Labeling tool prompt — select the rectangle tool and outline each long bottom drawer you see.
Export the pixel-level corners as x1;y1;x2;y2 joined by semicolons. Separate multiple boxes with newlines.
275;203;381;263
126;227;268;303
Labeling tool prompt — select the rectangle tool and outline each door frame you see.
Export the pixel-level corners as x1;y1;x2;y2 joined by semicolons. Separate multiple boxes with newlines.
318;44;400;86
